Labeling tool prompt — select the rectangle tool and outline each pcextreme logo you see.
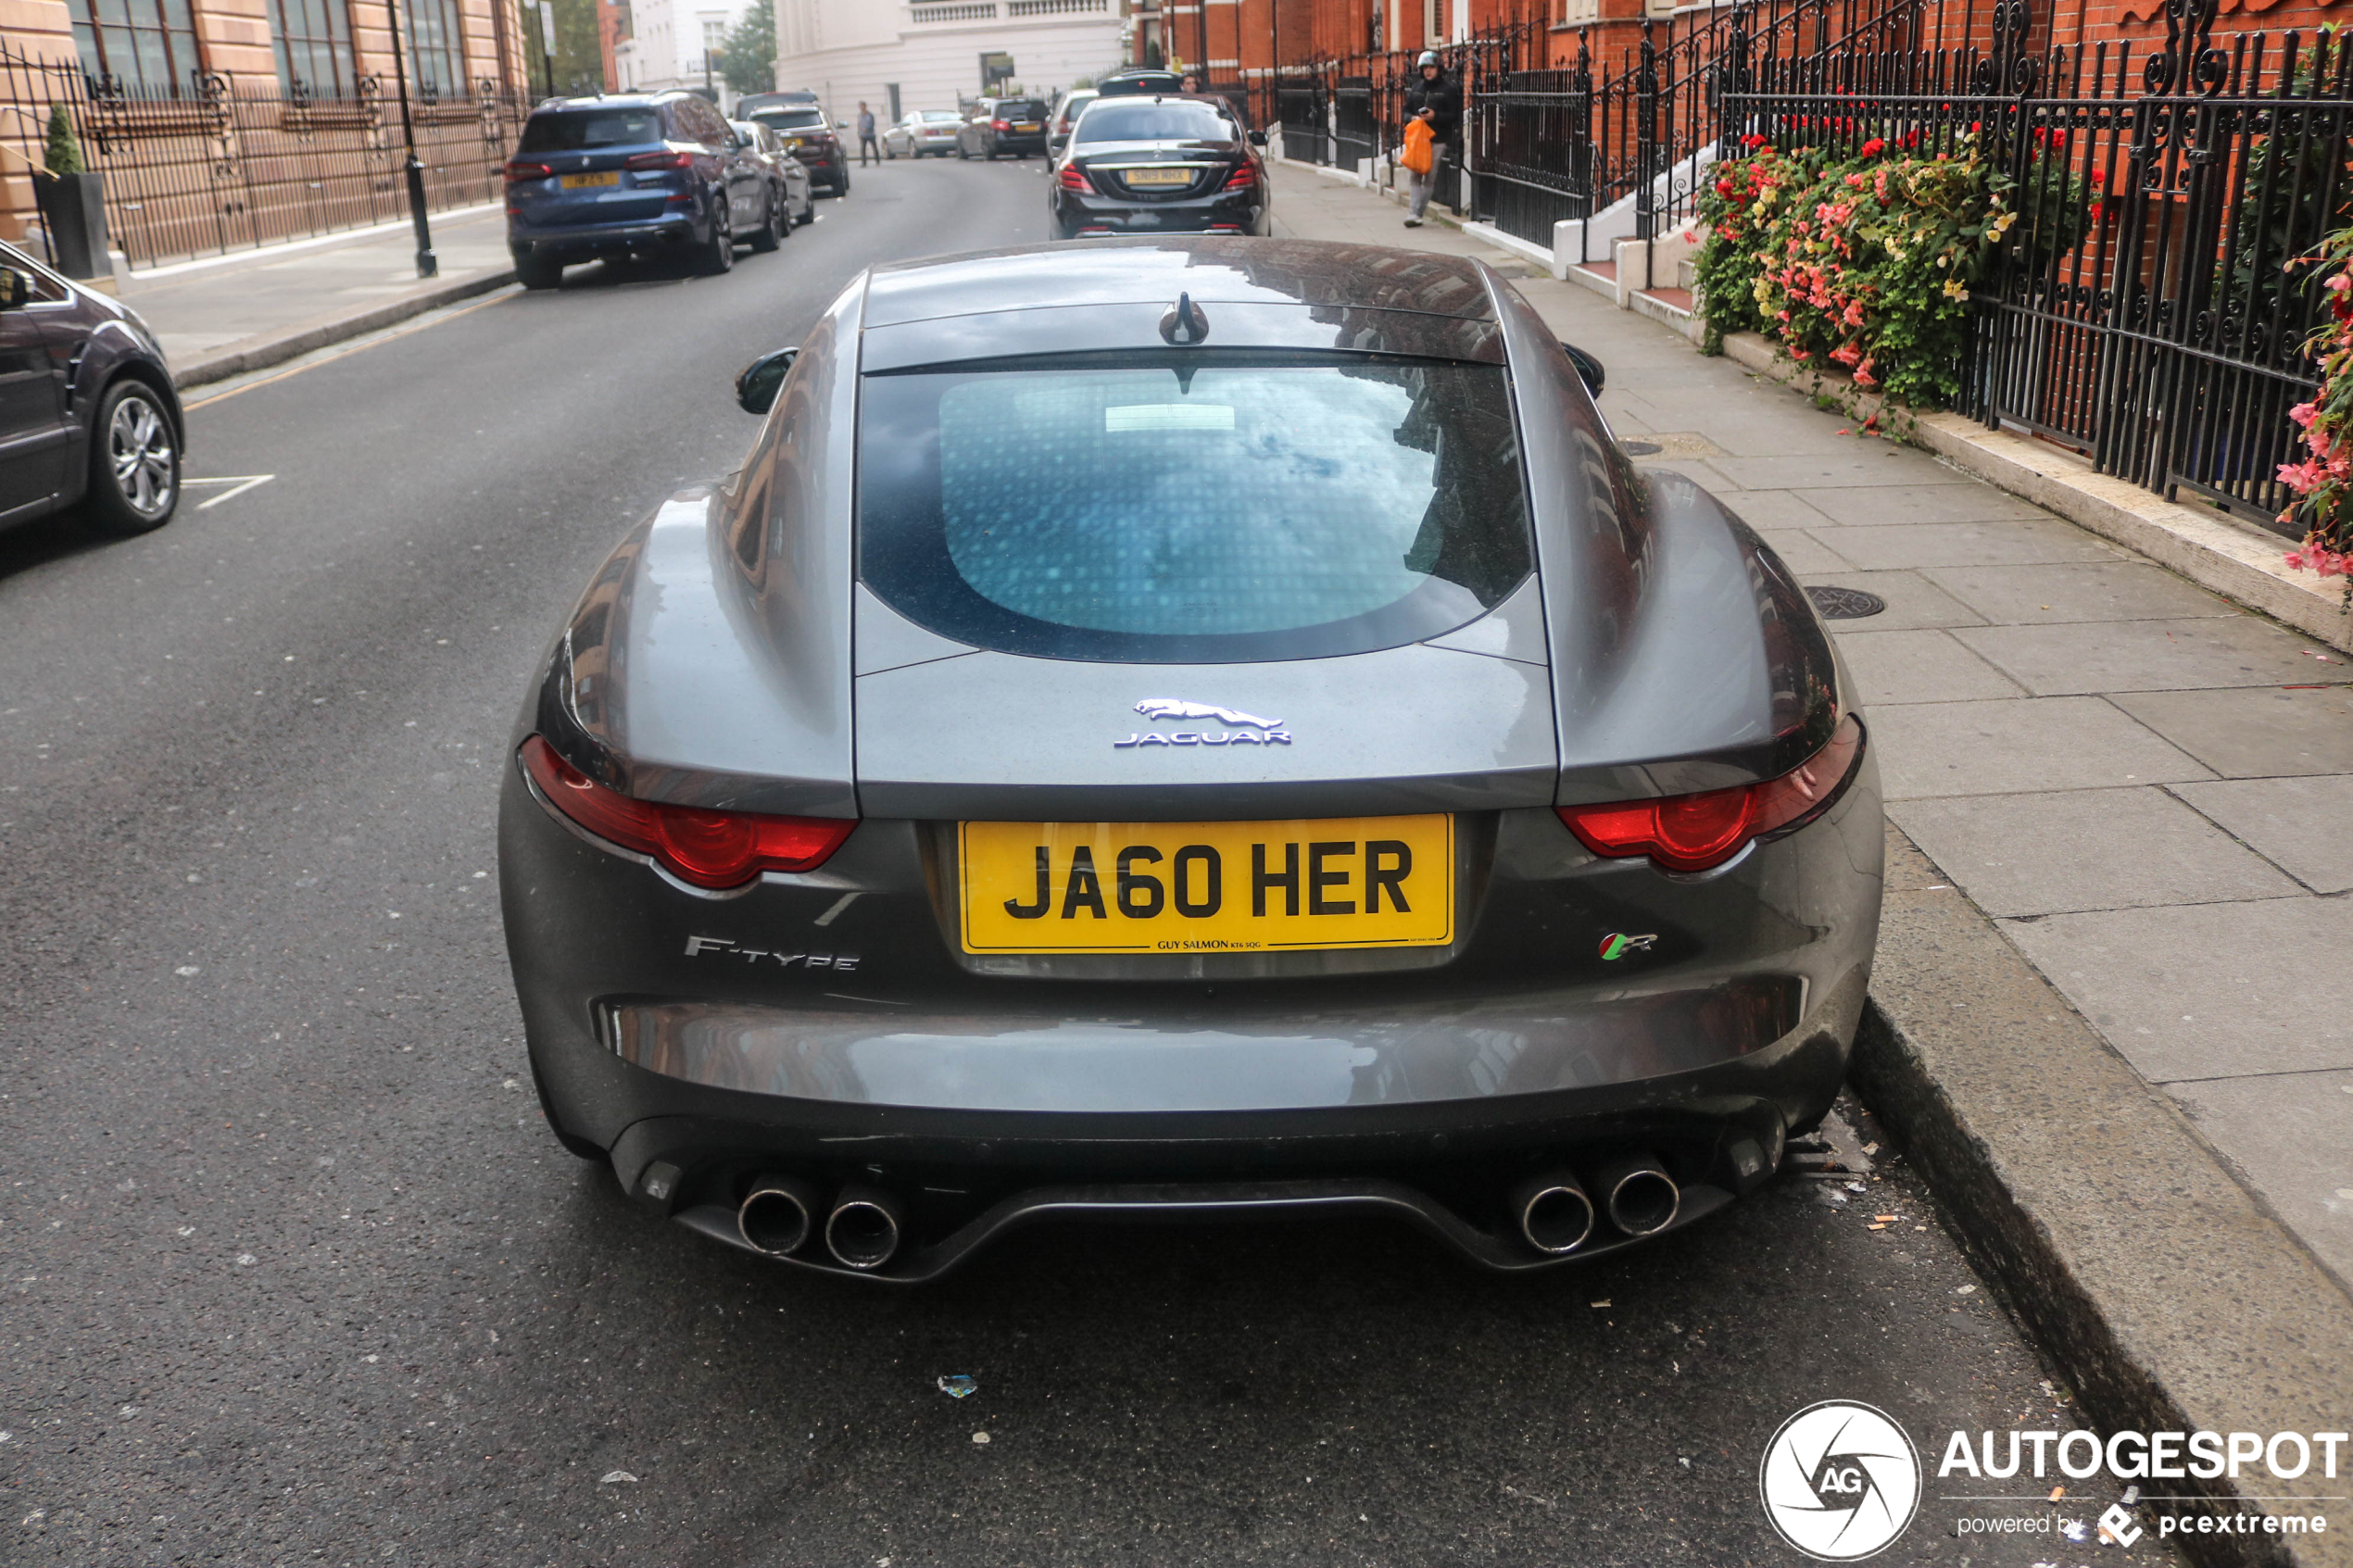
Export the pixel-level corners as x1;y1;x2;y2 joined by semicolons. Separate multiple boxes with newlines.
1759;1401;1924;1561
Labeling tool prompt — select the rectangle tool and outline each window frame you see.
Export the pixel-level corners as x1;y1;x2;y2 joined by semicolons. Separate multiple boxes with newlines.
399;0;468;101
267;0;359;97
69;0;207;97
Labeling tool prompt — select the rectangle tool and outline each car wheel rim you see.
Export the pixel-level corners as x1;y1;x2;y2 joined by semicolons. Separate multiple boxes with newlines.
108;395;173;517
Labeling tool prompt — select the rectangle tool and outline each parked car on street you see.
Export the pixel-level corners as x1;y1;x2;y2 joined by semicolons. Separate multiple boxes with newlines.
1051;95;1270;239
958;97;1049;159
885;109;963;158
730;119;815;231
499;237;1883;1284
0;240;182;538
505;93;768;286
1045;88;1099;158
743;99;850;195
1095;66;1183;96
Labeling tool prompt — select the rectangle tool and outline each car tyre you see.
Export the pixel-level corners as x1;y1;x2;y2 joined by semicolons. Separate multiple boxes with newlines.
694;210;734;275
83;379;178;537
834;168;850;195
750;194;784;252
514;248;563;290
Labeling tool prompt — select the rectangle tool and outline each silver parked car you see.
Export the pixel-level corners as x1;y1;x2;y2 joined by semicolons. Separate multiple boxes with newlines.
498;238;1884;1283
884;109;963;158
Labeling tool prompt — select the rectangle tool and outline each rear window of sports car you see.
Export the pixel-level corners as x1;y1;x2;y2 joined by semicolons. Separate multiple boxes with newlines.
857;358;1531;663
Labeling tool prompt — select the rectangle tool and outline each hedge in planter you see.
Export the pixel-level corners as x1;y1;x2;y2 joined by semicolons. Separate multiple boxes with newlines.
1695;132;2082;409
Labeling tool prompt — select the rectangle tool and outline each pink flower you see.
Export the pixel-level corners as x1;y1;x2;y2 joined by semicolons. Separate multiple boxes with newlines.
2330;273;2352;295
1831;343;1862;367
2291;401;2319;428
2278;459;2326;493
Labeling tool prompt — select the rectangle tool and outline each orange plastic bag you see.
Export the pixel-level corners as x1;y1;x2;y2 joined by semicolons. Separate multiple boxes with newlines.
1401;118;1434;175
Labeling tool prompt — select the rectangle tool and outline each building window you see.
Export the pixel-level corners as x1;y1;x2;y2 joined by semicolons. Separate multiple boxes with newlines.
69;0;205;95
270;0;357;95
402;0;468;97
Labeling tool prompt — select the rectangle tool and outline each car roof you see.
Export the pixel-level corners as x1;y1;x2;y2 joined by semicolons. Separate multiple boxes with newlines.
864;238;1495;327
533;93;680;111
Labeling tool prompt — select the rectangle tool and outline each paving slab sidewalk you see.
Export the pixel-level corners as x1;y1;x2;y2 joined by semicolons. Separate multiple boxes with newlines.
1275;164;2353;1562
112;204;515;389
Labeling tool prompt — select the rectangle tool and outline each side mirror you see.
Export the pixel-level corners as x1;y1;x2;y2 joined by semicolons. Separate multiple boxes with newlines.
736;347;799;415
1561;342;1605;395
1248;128;1267;146
0;268;28;310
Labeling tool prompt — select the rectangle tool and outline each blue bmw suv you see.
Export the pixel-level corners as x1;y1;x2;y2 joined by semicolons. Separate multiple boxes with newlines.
505;92;780;288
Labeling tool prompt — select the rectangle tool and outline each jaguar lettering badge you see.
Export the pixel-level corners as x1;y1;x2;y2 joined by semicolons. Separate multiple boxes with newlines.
1117;697;1291;749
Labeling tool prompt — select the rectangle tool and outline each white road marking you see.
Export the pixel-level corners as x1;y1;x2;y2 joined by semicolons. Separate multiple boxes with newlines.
184;474;276;510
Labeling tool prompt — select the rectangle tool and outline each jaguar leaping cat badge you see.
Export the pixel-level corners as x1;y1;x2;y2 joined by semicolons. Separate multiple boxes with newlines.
1133;698;1283;730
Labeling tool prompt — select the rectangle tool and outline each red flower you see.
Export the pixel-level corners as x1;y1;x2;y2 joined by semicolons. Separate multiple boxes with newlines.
1858;137;1885;157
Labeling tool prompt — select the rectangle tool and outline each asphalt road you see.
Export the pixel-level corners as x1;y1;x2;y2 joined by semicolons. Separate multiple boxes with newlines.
1;155;2174;1566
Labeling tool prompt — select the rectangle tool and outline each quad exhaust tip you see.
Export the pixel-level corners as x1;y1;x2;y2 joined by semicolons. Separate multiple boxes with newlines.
1512;1172;1596;1255
1590;1154;1681;1237
825;1184;906;1271
736;1173;821;1257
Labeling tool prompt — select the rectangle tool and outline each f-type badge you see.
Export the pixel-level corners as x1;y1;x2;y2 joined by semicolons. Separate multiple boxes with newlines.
1599;932;1657;961
1116;696;1291;748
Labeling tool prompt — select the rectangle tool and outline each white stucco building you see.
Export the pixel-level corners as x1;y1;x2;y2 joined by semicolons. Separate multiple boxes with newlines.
614;0;755;103
773;0;1129;124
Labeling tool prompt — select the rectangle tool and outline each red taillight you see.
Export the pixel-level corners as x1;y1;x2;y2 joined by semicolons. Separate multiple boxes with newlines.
624;149;695;171
1222;164;1258;190
504;159;553;182
1556;715;1864;872
521;736;855;889
1057;162;1093;191
993;119;1012;132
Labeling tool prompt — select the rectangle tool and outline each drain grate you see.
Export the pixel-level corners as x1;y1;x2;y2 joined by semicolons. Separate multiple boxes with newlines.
1805;585;1887;621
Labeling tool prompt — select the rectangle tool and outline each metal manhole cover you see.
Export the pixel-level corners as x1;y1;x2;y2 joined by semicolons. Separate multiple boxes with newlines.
1806;586;1887;621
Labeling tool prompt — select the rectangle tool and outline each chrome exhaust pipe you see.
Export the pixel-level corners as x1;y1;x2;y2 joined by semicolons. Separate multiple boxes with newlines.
736;1173;820;1257
1590;1154;1681;1237
824;1184;906;1271
1511;1172;1596;1255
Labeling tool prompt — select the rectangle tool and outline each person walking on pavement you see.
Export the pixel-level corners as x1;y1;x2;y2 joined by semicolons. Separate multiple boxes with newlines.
857;102;879;166
1401;51;1459;228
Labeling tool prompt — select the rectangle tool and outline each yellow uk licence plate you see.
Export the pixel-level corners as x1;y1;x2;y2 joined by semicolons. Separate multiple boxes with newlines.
1013;121;1038;131
959;816;1453;954
1124;167;1191;186
560;170;620;189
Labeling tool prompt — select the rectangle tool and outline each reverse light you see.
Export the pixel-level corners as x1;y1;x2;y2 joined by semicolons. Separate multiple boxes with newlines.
1057;162;1094;191
521;735;855;889
624;149;696;171
503;159;553;182
1556;715;1865;872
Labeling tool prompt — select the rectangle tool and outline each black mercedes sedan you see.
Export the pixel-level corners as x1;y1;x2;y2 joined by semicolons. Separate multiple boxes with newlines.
1050;95;1269;239
498;239;1882;1284
0;240;182;537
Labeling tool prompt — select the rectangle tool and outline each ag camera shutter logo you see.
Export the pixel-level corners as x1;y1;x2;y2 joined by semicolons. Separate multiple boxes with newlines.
1759;1400;1923;1560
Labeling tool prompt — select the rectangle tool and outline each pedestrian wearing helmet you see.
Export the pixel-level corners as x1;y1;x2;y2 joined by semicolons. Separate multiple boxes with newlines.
1401;50;1459;227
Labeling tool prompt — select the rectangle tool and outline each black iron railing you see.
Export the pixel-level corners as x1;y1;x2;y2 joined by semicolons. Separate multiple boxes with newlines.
0;39;529;270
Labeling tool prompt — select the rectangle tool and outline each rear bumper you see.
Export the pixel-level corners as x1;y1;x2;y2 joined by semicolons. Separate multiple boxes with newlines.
1051;186;1265;235
510;213;699;257
498;746;1882;1274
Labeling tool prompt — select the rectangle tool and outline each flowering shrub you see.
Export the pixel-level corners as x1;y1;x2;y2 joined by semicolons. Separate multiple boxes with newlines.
1695;132;2041;408
2276;237;2353;579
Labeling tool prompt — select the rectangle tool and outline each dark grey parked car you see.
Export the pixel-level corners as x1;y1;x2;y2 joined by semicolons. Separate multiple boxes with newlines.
499;238;1882;1283
0;240;182;537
